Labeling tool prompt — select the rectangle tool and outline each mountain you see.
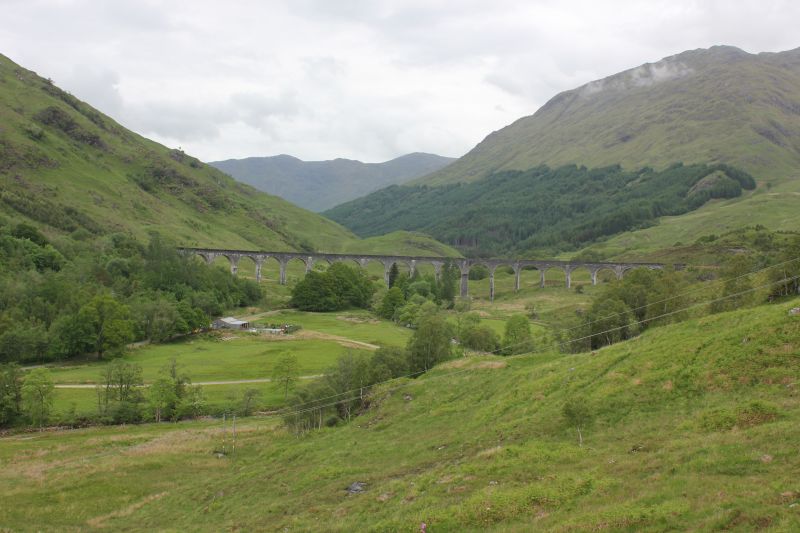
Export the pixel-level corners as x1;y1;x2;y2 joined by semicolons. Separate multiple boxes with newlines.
0;53;458;257
210;152;455;212
419;45;800;186
328;46;800;258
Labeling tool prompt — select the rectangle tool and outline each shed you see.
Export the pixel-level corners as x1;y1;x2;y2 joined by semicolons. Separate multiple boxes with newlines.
213;317;250;330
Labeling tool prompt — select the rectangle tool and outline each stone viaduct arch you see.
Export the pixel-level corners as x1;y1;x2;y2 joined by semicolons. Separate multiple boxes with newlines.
179;248;673;302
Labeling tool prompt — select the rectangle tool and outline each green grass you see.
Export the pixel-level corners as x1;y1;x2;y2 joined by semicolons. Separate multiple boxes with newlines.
254;309;413;347
4;298;798;530
52;381;294;416
44;335;366;384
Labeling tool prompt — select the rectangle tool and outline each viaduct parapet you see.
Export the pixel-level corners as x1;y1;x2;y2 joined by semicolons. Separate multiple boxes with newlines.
178;248;673;301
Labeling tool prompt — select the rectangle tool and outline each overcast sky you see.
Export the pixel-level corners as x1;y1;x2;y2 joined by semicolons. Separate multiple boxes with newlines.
2;0;798;163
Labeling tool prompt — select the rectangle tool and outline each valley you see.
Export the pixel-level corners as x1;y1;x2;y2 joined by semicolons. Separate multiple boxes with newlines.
1;25;799;533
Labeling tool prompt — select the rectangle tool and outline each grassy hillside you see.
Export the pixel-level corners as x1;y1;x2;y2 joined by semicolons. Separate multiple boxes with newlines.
420;46;800;187
211;152;455;212
0;53;456;256
396;46;800;255
2;298;798;530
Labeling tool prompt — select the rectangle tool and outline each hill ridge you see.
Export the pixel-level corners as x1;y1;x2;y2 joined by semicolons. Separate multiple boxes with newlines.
211;151;455;212
416;44;800;186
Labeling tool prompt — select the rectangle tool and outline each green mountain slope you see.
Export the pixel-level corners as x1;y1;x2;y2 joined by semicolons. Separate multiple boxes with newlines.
3;298;798;530
326;163;756;256
211;152;455;212
0;53;456;256
420;45;800;186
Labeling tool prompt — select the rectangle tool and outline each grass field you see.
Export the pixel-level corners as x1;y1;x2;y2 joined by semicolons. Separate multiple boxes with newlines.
3;298;797;530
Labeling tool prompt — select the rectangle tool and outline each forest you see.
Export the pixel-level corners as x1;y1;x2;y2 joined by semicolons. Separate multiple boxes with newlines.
325;163;757;256
0;218;261;365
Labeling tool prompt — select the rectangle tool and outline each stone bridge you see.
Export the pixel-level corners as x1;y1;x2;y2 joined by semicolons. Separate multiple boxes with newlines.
178;248;672;301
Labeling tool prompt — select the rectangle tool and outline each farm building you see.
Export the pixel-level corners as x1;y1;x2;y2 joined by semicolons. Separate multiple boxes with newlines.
213;317;250;330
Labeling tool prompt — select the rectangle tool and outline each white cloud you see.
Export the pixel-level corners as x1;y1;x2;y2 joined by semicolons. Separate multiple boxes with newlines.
1;0;798;162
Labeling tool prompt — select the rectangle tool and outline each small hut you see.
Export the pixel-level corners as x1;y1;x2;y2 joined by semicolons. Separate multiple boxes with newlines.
213;317;250;330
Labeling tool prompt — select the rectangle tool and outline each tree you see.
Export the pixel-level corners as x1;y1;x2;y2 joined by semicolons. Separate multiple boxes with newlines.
78;294;134;359
163;358;191;402
768;235;800;299
585;297;638;349
0;364;23;426
437;262;458;307
180;385;206;418
273;353;300;399
290;270;341;311
711;255;755;313
368;346;410;383
388;263;400;288
562;396;594;447
241;388;261;416
502;314;534;355
378;287;405;320
98;360;143;413
462;324;500;352
407;312;453;373
48;314;94;360
21;368;54;428
148;377;177;422
326;262;374;308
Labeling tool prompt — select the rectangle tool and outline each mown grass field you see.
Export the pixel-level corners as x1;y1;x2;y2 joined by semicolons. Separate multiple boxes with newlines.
3;298;798;531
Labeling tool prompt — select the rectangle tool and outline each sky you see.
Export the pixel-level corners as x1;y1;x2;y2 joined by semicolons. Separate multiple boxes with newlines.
2;0;799;163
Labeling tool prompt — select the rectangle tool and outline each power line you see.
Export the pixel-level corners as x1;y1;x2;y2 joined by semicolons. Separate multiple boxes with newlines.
261;273;800;422
528;256;800;338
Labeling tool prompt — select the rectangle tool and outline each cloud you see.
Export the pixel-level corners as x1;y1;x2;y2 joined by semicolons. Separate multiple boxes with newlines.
1;0;799;162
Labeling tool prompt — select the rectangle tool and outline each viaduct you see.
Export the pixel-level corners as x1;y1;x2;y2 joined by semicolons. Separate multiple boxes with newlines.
179;248;672;301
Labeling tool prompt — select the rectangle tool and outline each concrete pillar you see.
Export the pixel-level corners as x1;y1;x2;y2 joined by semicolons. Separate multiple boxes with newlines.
203;253;215;265
590;269;598;286
359;258;369;268
255;259;263;283
229;256;239;276
615;266;624;280
460;271;469;298
565;267;572;289
514;266;521;292
384;263;392;287
540;269;546;288
409;260;416;277
279;259;287;285
489;269;496;302
306;257;314;273
433;262;442;282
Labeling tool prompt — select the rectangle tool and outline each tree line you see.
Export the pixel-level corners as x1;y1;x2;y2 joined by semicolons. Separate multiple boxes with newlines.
0;220;262;364
325;162;757;256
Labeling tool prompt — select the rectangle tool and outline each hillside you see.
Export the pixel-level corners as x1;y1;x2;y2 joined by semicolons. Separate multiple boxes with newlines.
210;152;455;212
330;46;800;257
2;298;798;530
326;163;757;256
0;53;456;257
420;46;800;186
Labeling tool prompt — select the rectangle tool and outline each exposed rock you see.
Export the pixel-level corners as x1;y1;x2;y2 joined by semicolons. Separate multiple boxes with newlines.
346;482;366;494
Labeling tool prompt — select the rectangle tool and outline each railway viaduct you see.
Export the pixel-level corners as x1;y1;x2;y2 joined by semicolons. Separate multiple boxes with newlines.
178;248;671;301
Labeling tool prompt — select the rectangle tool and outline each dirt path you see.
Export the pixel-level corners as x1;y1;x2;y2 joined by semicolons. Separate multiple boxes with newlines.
54;375;323;389
291;330;380;350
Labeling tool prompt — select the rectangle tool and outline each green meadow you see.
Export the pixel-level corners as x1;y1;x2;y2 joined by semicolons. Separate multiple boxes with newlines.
2;298;798;531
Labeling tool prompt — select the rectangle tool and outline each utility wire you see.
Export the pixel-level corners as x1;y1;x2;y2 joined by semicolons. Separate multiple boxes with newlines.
262;273;800;422
527;256;800;338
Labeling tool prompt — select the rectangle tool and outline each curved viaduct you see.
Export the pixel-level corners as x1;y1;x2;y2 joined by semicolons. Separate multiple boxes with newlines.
179;247;672;301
